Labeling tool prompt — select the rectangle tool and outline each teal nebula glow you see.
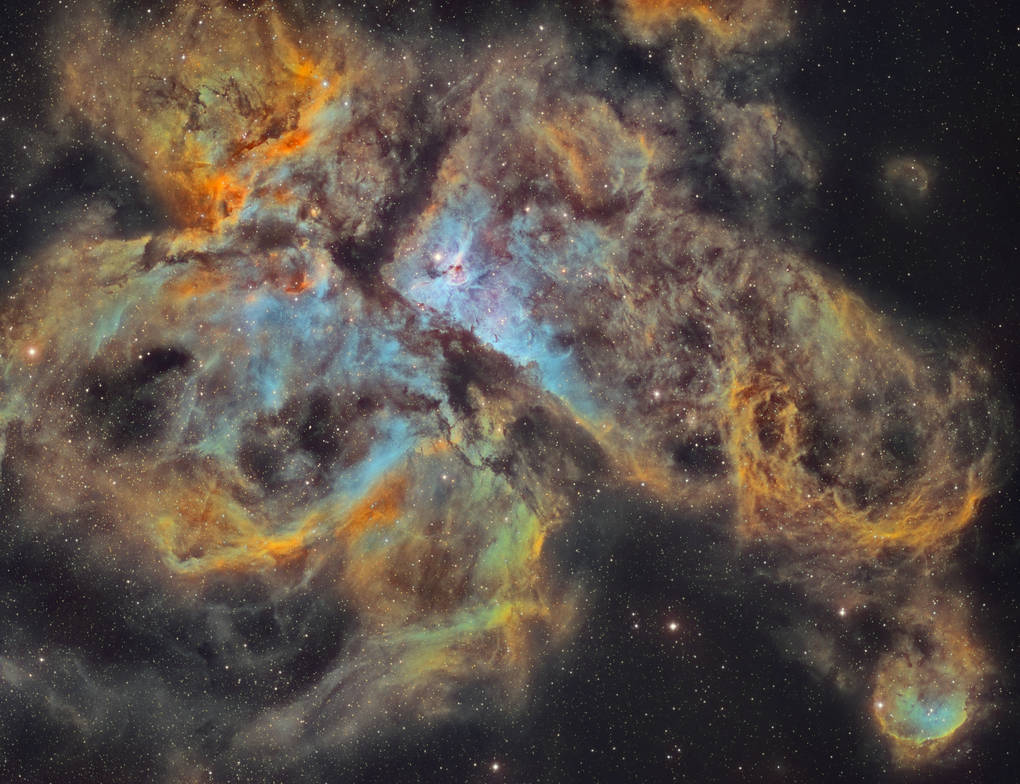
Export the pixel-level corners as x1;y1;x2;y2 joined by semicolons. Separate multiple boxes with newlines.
890;685;968;742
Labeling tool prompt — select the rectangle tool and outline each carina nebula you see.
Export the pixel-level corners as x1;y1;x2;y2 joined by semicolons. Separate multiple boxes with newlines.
0;1;1013;782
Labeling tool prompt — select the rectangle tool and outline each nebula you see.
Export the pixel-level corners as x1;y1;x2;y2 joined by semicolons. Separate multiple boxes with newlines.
872;600;990;764
0;1;1010;781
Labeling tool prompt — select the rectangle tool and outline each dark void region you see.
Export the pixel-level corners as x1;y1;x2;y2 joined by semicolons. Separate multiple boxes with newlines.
786;0;1017;325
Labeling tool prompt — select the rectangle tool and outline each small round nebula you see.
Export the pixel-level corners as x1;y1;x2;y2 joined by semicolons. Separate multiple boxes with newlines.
872;607;989;763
